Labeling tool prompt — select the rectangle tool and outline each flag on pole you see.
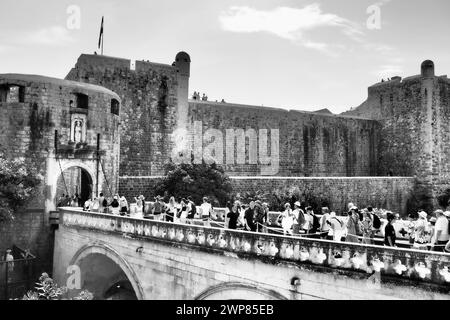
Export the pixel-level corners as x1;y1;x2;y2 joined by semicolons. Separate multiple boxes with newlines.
98;16;104;50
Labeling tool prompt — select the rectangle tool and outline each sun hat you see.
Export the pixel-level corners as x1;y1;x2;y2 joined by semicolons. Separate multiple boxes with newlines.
444;211;450;218
294;201;301;207
418;211;428;219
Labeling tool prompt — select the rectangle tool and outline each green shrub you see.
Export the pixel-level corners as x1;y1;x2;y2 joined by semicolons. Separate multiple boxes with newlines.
154;161;233;206
0;154;42;221
20;273;93;300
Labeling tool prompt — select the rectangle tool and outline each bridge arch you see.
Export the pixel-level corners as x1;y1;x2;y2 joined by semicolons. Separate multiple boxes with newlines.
195;282;288;300
69;242;145;300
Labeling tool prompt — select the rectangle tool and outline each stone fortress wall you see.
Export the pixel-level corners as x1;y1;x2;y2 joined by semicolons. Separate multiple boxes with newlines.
0;74;121;271
65;52;416;215
66;54;181;177
344;60;450;207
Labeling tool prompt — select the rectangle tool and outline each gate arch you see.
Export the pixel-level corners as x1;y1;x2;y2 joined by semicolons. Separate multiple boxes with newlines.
69;242;145;300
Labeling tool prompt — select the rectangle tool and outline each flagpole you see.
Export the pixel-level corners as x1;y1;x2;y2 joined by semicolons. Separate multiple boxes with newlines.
101;18;104;55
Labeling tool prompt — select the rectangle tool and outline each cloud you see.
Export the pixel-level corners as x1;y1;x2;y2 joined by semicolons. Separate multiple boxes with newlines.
24;26;75;46
373;65;403;78
219;4;363;46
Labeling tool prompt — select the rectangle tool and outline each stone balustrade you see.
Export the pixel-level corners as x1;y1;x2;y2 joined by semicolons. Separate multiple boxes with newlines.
59;208;450;289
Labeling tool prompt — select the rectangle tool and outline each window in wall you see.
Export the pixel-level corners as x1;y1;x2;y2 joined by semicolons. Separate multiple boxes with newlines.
76;93;89;109
111;99;120;115
0;84;25;103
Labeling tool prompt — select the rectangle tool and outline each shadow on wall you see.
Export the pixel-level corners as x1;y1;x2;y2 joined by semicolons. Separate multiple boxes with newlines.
406;180;434;216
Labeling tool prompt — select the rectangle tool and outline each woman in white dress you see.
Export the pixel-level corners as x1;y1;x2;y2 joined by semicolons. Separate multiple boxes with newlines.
278;203;294;235
134;195;144;219
179;198;188;224
166;197;178;222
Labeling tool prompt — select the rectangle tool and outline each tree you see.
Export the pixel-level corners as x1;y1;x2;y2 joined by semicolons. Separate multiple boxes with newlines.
20;273;93;300
154;161;233;206
0;154;42;221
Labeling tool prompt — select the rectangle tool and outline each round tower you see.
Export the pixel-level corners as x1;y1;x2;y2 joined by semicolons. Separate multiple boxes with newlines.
421;60;435;78
174;51;191;129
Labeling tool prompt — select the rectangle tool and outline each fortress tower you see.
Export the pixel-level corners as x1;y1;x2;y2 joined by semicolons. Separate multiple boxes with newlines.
344;60;450;209
174;51;191;130
0;73;121;272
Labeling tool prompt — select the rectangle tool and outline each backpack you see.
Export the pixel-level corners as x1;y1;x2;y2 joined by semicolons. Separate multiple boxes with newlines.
190;202;197;216
102;199;108;207
313;214;320;231
372;214;381;229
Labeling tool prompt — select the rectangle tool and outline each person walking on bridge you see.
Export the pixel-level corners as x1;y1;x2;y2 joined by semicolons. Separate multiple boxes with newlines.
384;212;397;247
320;207;332;240
432;210;450;252
244;201;257;232
292;202;305;235
346;206;361;243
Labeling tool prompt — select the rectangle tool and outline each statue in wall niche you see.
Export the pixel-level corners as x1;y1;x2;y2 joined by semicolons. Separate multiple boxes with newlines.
74;120;83;143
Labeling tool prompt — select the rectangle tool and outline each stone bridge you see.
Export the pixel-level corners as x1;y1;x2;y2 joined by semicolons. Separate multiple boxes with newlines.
53;208;450;300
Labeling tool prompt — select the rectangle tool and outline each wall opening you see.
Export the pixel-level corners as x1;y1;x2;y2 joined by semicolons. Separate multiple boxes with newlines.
75;93;89;109
56;166;93;207
77;253;138;300
0;84;25;103
111;99;120;116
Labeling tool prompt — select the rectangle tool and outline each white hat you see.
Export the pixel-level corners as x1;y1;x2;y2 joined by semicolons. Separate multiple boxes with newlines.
294;201;301;207
418;211;427;219
444;211;450;218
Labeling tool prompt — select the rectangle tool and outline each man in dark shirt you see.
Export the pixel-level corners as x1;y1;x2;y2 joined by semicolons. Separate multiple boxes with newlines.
244;201;257;232
254;200;265;230
227;201;241;230
384;212;397;247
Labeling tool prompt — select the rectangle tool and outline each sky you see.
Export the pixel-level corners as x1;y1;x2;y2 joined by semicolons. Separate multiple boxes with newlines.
0;0;449;114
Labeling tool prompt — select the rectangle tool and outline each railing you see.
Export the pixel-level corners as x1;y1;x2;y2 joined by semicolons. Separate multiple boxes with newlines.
0;246;35;300
59;208;450;289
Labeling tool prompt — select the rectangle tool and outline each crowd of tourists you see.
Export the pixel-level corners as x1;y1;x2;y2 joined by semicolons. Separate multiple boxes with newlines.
66;192;450;253
273;201;450;252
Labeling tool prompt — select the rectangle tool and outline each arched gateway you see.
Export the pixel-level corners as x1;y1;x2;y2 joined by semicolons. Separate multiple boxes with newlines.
69;242;144;300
